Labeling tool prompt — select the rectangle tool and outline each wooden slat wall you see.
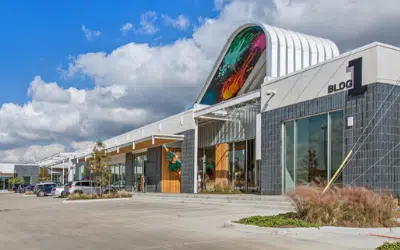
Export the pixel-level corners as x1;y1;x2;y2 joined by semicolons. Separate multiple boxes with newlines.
161;148;181;193
215;144;229;185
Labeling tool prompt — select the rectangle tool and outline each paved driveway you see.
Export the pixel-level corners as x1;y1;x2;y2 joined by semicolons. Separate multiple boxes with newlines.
0;193;388;249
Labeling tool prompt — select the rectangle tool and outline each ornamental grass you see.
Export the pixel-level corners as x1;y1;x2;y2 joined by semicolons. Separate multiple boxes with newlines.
288;184;398;228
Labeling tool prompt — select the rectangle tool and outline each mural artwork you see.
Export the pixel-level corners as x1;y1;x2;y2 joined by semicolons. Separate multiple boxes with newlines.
200;26;266;105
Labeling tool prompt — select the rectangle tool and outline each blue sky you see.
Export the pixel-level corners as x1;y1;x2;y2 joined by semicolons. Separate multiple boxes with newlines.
1;0;398;162
0;0;217;106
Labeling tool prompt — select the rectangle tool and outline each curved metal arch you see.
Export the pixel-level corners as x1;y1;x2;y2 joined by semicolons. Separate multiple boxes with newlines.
195;22;340;104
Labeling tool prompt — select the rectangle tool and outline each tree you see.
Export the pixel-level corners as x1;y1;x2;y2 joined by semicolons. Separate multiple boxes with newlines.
87;141;111;196
37;167;51;182
9;176;24;185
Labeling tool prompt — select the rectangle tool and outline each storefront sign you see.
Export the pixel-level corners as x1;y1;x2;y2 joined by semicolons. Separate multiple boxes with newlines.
328;57;367;95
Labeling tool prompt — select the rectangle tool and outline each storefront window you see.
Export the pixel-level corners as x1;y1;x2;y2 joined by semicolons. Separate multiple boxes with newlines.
284;121;295;193
296;114;328;185
283;111;344;192
231;142;246;189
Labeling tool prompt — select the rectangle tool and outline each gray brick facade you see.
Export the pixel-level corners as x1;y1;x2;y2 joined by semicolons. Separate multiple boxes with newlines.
125;153;134;192
74;162;87;181
343;83;400;195
15;164;39;184
180;129;195;193
146;146;162;192
261;82;400;195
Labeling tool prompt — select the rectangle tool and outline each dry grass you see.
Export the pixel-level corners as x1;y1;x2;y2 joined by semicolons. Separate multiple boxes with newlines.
24;191;34;195
67;191;132;200
202;181;241;194
288;184;398;228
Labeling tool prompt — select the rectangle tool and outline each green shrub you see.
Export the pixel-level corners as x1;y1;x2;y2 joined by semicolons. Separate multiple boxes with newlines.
235;212;319;228
288;185;398;228
376;242;400;250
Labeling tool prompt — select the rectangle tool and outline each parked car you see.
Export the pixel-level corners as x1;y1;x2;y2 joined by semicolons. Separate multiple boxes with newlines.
35;182;57;197
23;185;34;193
12;184;26;193
51;184;67;197
63;180;101;197
112;181;126;190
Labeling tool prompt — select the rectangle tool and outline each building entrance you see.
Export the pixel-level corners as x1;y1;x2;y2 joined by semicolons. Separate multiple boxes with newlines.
198;139;259;193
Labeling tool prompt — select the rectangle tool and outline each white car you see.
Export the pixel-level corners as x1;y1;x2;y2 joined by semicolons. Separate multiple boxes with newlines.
51;184;66;197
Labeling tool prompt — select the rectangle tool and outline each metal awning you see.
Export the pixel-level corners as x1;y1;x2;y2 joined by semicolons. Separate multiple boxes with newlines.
37;152;76;168
78;134;185;161
194;90;261;118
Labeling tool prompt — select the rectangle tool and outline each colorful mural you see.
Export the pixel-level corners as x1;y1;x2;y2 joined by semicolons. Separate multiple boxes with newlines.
200;26;266;105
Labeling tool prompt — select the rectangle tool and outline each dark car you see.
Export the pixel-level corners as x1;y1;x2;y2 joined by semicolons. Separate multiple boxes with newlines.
35;183;57;197
23;185;34;193
12;184;24;192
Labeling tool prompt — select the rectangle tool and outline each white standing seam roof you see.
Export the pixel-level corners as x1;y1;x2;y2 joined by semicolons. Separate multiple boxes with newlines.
0;163;15;174
36;152;76;168
195;23;339;104
76;109;196;159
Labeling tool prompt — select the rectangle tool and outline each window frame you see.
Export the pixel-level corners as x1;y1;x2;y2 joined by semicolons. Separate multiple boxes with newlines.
281;109;345;193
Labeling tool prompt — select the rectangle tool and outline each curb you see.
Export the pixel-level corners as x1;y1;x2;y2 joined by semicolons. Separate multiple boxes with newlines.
63;198;132;204
223;221;400;236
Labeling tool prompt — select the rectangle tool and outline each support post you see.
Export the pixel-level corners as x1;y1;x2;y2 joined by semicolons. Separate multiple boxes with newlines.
194;118;199;193
62;160;65;185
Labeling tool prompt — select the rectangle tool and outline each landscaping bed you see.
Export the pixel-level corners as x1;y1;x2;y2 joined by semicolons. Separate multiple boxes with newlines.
376;242;400;250
235;212;319;228
236;185;400;229
67;191;132;200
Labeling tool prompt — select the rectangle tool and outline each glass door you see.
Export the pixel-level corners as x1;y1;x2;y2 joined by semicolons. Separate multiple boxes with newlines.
229;139;258;192
0;177;6;190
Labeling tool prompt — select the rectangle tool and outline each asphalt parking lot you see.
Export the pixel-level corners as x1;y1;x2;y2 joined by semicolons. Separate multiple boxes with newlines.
0;193;389;250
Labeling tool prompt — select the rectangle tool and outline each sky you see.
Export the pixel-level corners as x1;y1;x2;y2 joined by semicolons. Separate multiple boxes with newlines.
0;0;399;163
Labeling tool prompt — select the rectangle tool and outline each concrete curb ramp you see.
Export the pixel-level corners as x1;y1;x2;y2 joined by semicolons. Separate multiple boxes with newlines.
63;198;131;204
224;221;400;236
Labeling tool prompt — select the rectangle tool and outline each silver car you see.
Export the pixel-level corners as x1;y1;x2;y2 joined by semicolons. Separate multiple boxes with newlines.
63;180;101;196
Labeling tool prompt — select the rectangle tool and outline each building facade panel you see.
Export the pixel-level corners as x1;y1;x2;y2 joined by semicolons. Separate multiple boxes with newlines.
15;165;40;185
261;82;400;195
180;129;195;193
146;146;162;192
125;153;134;192
261;91;346;194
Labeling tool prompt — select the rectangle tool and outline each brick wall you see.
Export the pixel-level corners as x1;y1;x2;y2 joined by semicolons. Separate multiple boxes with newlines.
261;82;400;195
15;165;40;184
180;129;195;193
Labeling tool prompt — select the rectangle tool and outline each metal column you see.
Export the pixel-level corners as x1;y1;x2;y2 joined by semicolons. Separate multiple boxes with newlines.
62;160;65;185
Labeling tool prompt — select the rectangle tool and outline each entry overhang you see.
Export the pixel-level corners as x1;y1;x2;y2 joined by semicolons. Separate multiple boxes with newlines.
194;90;260;118
80;134;185;160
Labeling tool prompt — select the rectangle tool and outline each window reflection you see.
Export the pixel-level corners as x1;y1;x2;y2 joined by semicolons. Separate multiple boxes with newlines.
283;111;344;191
296;114;328;185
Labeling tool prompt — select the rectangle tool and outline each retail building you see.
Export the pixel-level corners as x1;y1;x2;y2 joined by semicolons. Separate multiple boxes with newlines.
72;23;400;195
0;163;39;190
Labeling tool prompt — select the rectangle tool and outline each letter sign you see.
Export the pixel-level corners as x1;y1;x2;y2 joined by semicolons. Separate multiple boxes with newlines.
327;57;366;95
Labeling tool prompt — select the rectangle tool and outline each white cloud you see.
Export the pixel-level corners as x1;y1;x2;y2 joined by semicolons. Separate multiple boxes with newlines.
0;144;65;164
120;22;134;35
81;25;101;41
214;0;230;10
2;0;400;162
137;11;159;35
70;141;95;152
161;14;191;30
